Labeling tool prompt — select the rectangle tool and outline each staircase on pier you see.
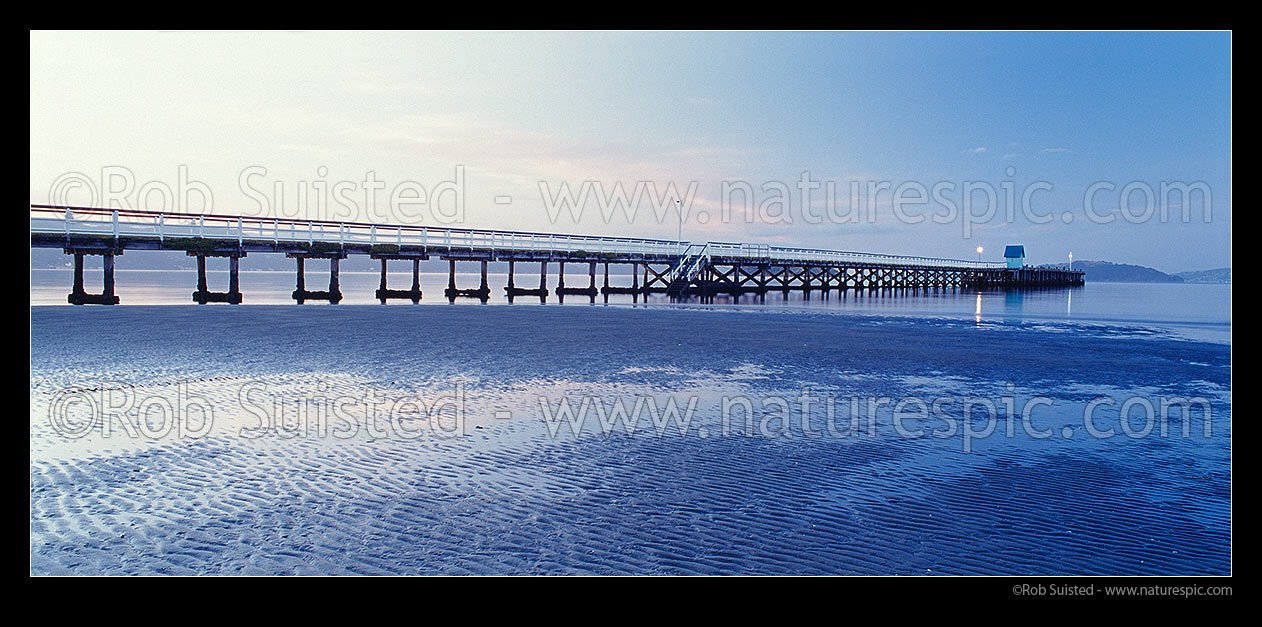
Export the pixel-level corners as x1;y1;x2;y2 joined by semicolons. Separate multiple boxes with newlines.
666;243;710;296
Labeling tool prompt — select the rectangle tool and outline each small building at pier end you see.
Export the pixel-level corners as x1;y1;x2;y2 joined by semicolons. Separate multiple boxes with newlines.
1004;245;1026;269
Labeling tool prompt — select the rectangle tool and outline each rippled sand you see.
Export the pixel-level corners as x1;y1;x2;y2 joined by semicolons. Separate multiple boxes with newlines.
30;305;1231;575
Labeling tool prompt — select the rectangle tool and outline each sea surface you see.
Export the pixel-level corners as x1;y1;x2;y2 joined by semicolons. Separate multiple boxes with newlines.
30;268;1231;342
29;273;1231;575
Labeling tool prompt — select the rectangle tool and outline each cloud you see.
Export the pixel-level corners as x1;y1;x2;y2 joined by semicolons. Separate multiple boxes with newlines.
972;147;987;153
1042;147;1071;153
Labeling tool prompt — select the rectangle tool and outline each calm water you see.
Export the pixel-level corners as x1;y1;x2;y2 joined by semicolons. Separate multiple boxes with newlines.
30;268;1231;343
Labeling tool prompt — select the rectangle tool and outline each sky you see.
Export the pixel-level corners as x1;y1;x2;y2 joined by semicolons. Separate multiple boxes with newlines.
29;31;1231;272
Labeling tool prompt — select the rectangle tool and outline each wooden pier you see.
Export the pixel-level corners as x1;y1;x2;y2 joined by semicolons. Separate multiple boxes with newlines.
31;205;1083;305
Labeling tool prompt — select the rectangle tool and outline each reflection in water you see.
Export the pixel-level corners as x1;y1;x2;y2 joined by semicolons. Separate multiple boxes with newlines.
27;270;1231;343
973;286;1085;327
1004;289;1025;313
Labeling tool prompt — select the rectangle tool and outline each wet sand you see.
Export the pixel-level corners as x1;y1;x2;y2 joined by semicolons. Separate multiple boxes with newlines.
30;305;1231;575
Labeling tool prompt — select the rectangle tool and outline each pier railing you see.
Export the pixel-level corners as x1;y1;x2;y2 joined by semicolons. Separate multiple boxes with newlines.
31;205;685;257
31;205;1005;269
706;241;1003;269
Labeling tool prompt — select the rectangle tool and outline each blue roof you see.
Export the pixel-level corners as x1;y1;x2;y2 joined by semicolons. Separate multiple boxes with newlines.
1004;245;1025;258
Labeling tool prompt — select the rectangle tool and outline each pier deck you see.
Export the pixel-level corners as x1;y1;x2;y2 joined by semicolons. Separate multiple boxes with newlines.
31;205;1083;304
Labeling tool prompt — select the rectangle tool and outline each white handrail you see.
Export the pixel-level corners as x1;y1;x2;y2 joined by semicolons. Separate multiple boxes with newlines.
30;205;1010;269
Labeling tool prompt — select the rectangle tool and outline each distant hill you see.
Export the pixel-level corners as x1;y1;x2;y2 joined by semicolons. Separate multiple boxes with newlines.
1174;268;1231;284
1039;260;1183;283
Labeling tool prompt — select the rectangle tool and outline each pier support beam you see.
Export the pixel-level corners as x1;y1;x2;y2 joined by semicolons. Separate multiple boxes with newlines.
506;260;516;303
643;263;672;293
191;251;245;304
557;262;566;303
65;248;121;305
505;260;549;302
288;252;345;304
556;260;599;302
72;252;84;300
443;258;491;302
103;253;116;302
588;261;597;303
599;261;646;301
373;256;424;303
331;258;340;298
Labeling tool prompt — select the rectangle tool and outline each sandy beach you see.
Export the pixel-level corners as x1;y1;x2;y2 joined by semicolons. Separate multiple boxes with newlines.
30;305;1231;575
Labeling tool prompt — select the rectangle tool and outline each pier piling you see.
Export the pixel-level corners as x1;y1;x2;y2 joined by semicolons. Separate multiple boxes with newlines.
65;248;121;305
191;251;244;304
555;260;599;302
443;258;491;302
289;252;344;304
372;255;424;303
